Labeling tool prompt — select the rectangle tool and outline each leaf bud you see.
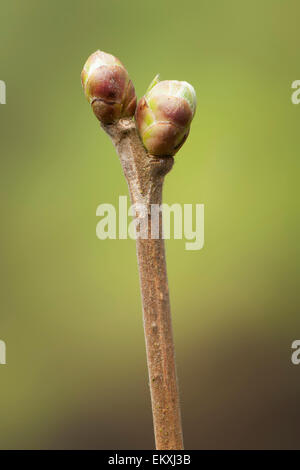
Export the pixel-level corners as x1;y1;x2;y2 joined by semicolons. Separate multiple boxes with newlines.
135;75;196;156
81;50;137;124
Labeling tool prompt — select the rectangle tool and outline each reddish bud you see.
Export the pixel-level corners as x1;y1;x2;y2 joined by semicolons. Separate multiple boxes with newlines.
81;50;137;124
135;76;196;157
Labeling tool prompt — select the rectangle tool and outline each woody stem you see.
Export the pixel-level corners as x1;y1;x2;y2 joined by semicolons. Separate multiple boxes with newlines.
103;119;183;450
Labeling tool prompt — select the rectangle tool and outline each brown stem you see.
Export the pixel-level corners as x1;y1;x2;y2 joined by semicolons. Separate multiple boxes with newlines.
102;118;183;450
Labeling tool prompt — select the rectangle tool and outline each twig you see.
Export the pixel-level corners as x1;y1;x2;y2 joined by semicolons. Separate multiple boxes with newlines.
103;119;184;450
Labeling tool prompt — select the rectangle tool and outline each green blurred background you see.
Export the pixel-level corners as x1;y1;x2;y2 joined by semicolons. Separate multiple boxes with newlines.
0;0;300;449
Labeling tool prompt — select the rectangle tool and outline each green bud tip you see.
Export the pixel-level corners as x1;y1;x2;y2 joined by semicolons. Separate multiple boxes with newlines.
81;50;137;124
135;76;196;157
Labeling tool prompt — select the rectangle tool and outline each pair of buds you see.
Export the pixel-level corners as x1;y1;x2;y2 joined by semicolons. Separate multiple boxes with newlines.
81;51;196;157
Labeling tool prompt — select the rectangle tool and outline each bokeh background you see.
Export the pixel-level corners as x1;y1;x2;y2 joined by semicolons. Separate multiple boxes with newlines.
0;0;300;449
